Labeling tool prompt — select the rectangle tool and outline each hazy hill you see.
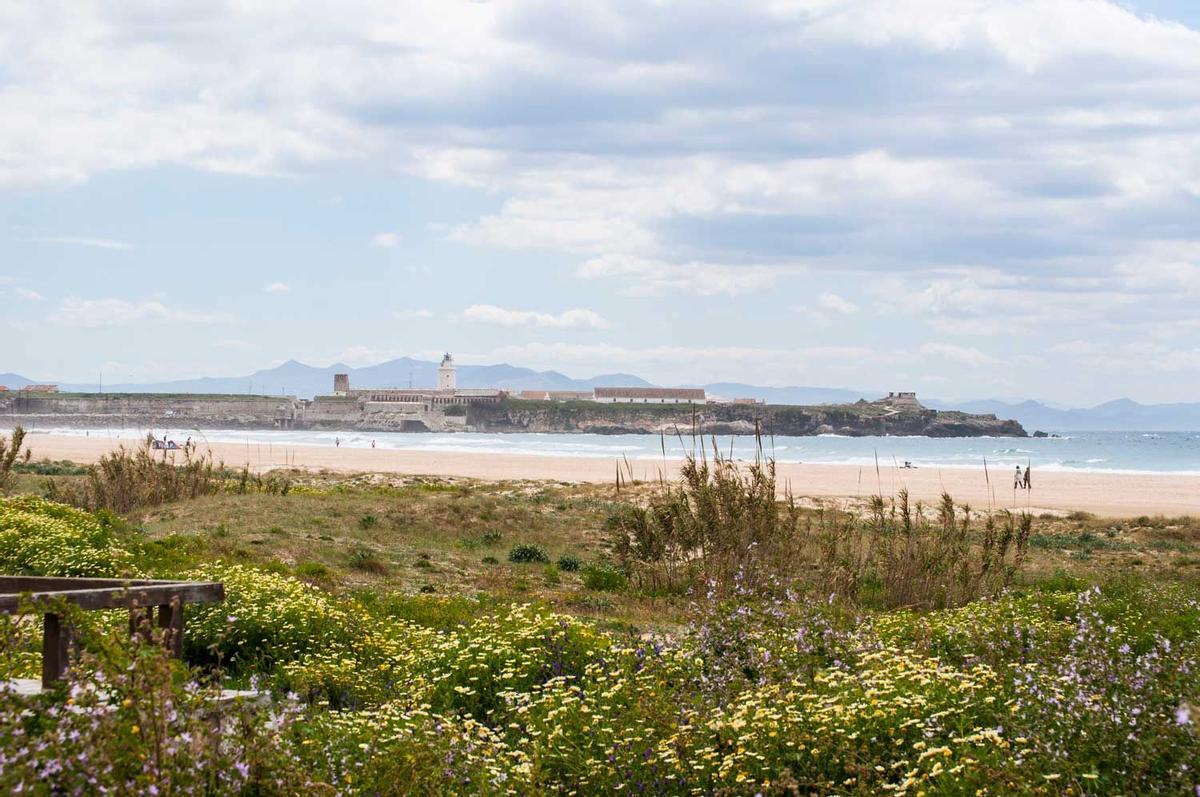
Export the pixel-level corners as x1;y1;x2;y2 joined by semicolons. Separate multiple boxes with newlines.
9;358;654;399
923;398;1200;432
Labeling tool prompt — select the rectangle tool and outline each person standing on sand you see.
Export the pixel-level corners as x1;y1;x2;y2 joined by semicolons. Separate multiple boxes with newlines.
1014;465;1023;490
1024;463;1032;490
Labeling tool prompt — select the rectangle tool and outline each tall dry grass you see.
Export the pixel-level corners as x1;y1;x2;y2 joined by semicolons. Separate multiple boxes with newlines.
608;438;1032;609
0;426;32;492
46;437;223;514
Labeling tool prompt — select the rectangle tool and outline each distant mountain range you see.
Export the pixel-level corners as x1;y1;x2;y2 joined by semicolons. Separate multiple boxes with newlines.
3;360;1197;431
921;398;1200;433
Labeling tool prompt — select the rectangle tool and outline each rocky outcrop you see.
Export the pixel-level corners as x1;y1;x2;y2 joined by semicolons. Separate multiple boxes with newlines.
1;394;1027;438
467;400;1027;438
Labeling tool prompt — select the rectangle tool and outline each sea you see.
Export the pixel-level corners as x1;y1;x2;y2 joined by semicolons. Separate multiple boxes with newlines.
28;427;1200;476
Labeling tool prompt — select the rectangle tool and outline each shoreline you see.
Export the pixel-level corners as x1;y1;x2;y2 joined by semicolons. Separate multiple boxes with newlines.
20;432;1200;518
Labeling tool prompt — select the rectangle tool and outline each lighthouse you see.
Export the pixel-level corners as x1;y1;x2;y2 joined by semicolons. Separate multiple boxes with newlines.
438;353;457;393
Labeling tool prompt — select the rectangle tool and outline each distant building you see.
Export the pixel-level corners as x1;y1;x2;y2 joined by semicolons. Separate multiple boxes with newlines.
0;385;8;392
519;390;594;402
328;363;503;407
20;384;59;393
594;387;706;405
438;353;457;393
883;391;921;409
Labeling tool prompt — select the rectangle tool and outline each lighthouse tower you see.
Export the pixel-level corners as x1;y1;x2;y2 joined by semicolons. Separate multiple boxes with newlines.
437;353;457;393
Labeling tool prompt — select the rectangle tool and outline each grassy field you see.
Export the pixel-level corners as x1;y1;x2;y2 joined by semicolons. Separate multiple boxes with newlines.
2;459;1199;794
14;466;1198;625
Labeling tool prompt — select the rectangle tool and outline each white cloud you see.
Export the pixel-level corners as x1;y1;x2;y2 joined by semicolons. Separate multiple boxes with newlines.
50;298;233;328
264;282;291;294
395;308;435;321
22;235;133;250
578;254;787;296
817;292;858;315
372;232;403;248
485;341;888;386
215;339;257;351
2;1;1200;402
14;287;44;301
462;304;608;329
920;343;1001;368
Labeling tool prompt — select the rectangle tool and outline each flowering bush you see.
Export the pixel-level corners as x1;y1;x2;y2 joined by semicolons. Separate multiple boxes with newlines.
184;563;359;673
0;616;311;795
0;495;133;577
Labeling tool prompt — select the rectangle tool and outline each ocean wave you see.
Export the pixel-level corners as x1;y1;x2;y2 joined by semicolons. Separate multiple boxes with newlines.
25;426;1200;476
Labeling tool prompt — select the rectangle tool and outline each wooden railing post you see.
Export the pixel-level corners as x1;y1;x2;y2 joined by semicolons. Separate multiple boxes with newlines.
158;597;184;658
129;603;154;643
41;612;72;689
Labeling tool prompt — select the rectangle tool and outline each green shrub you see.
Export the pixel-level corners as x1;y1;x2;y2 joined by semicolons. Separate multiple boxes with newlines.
508;544;549;564
348;547;388;574
481;555;498;564
13;458;88;476
295;561;331;580
358;514;378;530
557;553;582;572
582;563;627;591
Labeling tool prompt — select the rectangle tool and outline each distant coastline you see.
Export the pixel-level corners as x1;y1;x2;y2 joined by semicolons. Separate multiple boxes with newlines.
1;391;1027;438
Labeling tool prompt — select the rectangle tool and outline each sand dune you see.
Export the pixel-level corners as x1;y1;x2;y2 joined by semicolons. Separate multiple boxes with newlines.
24;433;1200;518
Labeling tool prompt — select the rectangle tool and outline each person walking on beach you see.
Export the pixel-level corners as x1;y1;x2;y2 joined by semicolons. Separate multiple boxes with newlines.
1014;465;1023;490
1023;463;1032;490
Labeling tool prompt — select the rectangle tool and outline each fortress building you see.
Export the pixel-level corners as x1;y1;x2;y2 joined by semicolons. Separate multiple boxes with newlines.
593;387;706;405
327;355;502;408
883;391;922;409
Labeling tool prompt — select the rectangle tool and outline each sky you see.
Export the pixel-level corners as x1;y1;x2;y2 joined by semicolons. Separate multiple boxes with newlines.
1;0;1198;406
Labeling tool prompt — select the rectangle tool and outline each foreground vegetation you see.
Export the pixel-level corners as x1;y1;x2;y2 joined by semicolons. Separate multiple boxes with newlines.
1;439;1198;794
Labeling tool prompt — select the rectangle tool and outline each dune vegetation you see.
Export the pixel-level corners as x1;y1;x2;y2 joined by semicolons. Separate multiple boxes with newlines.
1;437;1198;794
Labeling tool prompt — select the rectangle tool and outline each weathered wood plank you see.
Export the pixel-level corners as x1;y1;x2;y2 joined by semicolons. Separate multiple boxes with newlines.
0;582;224;612
0;576;182;591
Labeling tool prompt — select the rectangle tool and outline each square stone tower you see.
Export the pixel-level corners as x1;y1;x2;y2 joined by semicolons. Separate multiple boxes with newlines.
333;373;350;395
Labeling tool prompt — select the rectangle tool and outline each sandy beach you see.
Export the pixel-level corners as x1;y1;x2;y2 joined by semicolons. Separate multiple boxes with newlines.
21;432;1200;518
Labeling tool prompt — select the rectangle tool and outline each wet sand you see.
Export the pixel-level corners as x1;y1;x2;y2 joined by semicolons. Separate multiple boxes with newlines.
25;432;1200;518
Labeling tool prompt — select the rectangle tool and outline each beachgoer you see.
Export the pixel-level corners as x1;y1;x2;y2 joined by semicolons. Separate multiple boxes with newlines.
371;440;376;449
1024;464;1032;490
335;437;340;447
1014;465;1023;489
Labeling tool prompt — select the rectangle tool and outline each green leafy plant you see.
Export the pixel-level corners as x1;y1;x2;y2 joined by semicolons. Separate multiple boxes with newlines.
508;544;550;564
582;563;627;591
